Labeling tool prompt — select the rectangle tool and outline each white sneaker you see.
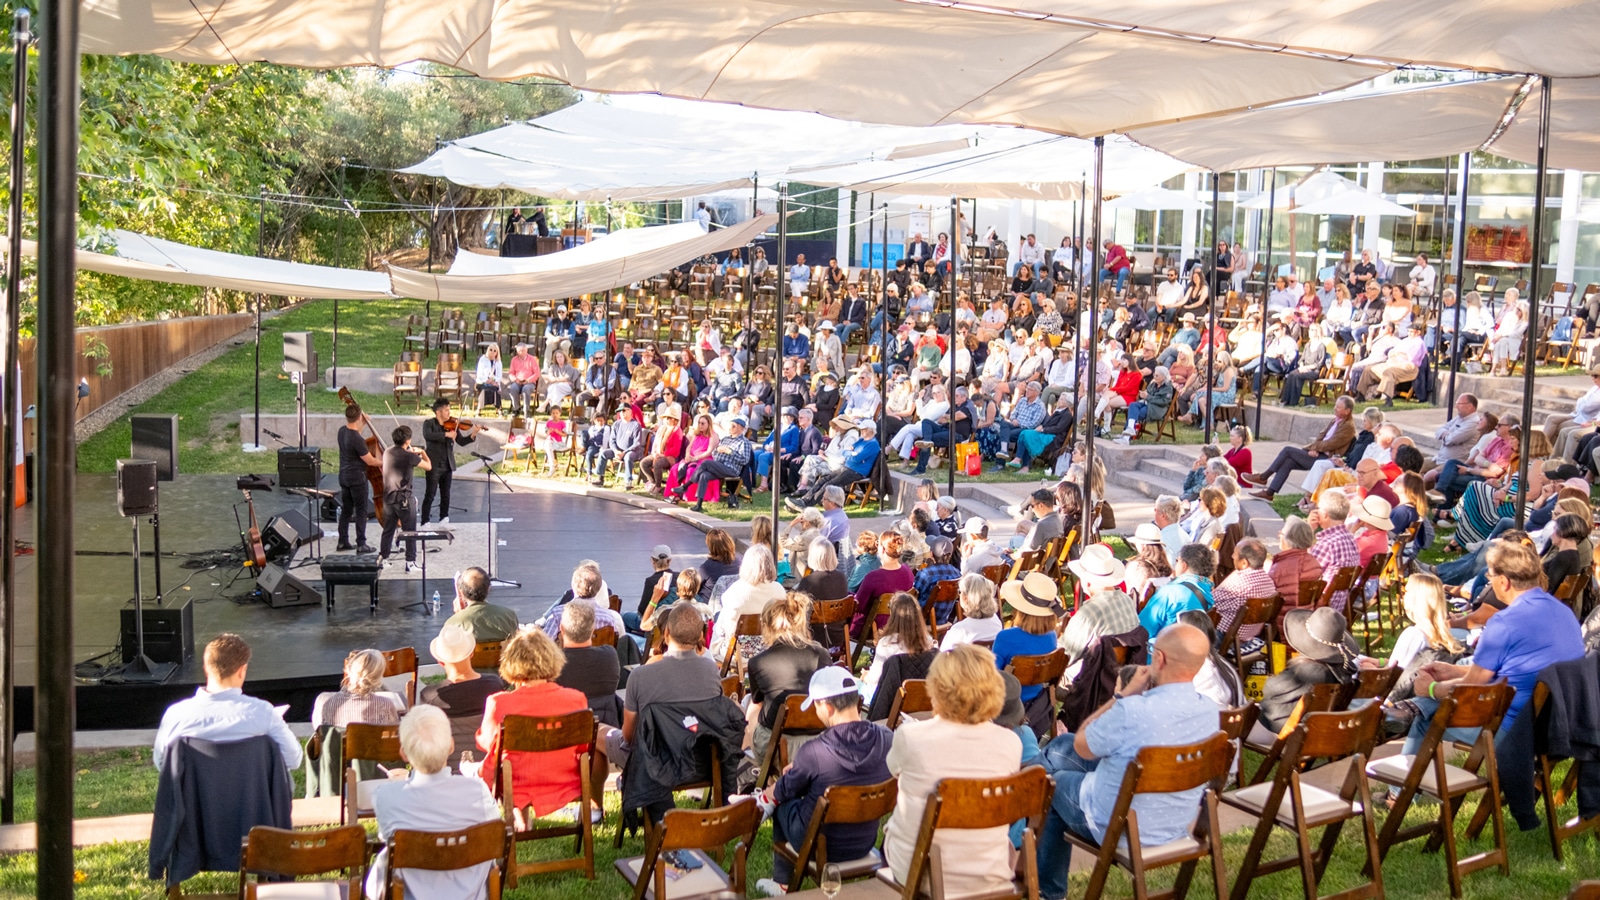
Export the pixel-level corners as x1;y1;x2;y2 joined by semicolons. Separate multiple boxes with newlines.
405;562;422;574
438;517;450;526
755;878;787;897
728;791;776;821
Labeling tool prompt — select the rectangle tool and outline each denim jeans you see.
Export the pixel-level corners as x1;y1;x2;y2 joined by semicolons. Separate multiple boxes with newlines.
1436;517;1512;584
1038;737;1097;900
1100;268;1130;293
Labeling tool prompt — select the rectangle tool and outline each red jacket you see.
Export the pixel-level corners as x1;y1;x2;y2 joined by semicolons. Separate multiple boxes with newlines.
1105;243;1131;273
1110;370;1141;405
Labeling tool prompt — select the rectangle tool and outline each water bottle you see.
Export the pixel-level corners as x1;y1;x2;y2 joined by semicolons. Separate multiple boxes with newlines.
430;590;441;616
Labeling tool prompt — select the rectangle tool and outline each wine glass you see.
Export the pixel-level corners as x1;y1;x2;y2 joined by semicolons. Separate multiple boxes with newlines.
820;863;843;900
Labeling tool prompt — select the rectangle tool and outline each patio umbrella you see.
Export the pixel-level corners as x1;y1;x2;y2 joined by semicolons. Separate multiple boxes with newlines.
1102;186;1209;211
1287;191;1416;218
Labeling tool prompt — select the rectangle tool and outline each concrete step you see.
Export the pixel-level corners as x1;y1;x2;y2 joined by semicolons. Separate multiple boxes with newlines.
1109;465;1189;501
1139;456;1194;484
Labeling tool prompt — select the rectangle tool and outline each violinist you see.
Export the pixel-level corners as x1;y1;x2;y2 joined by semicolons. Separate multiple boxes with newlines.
421;398;480;526
336;404;380;554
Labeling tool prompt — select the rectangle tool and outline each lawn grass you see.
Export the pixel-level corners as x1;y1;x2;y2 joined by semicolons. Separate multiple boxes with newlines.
0;750;1595;899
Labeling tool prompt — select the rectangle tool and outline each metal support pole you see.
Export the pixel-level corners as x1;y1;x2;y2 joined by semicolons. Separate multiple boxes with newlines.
601;199;613;410
947;197;958;497
1084;140;1104;541
1254;170;1276;436
36;0;79;888
1445;152;1471;414
1517;79;1552;527
0;7;27;826
772;184;787;542
877;202;889;514
252;185;266;449
1077;177;1087;294
1204;173;1219;440
331;160;346;389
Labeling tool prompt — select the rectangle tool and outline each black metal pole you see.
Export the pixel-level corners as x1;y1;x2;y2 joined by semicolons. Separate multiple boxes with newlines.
1083;139;1104;541
1445;152;1471;415
744;175;758;330
1077;176;1087;294
1517;78;1552;528
36;0;78;889
877;202;889;514
253;184;265;449
332;159;345;389
772;183;787;540
0;8;26;826
1204;173;1219;440
947;197;957;497
601;199;612;410
1254;170;1276;436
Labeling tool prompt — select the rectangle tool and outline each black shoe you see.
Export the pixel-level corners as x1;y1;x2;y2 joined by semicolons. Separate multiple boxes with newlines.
1383;396;1395;408
691;502;705;513
336;542;354;551
357;544;375;555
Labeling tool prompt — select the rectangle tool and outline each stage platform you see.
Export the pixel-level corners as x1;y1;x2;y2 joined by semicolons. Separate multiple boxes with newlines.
12;472;708;730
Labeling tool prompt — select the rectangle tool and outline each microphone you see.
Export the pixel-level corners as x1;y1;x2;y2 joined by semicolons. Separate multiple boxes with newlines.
471;451;495;462
263;429;283;440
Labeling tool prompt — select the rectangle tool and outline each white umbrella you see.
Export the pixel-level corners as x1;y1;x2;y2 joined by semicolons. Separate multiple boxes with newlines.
1102;186;1209;212
1287;191;1417;218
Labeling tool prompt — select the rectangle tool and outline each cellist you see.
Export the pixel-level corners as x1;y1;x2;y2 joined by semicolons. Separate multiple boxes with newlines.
336;403;381;553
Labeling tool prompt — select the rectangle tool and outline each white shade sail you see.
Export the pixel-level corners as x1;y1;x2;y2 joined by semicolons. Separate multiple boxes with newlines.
1003;0;1600;77
1488;77;1600;172
1285;192;1415;218
1128;79;1522;172
80;0;1386;137
1102;186;1209;212
389;214;775;303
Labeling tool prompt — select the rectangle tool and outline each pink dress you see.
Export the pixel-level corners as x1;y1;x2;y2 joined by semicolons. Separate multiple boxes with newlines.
664;434;720;502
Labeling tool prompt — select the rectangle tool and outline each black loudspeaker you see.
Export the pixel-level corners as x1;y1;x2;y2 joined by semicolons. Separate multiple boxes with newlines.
116;459;159;517
257;563;322;608
130;414;179;481
120;600;194;664
277;447;322;489
282;331;319;382
262;509;319;561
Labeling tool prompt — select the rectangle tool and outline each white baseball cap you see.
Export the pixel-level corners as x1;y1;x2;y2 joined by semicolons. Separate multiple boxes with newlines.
800;666;860;710
961;516;988;535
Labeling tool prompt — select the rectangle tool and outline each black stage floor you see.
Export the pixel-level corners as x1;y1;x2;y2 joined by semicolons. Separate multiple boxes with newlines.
12;472;708;729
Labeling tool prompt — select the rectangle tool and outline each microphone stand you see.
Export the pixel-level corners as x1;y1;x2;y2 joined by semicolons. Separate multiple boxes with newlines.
473;451;520;588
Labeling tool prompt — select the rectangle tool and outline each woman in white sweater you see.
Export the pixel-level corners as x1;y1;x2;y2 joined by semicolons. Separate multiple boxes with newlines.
709;544;785;654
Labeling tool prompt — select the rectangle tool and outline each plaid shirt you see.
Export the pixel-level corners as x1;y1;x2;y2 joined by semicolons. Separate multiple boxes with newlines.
1009;396;1046;430
1211;568;1278;642
914;563;962;625
1310;526;1361;613
712;434;753;469
1060;589;1140;664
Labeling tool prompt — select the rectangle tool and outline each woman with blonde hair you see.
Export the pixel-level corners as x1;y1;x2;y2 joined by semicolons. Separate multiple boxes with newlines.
312;649;403;728
710;544;785;652
1182;487;1228;547
746;592;830;762
883;645;1021;898
941;574;1003;649
476;628;592;817
1379;573;1467;711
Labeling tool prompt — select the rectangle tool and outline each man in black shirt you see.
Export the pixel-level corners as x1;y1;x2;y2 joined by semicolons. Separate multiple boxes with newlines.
555;600;623;730
778;357;810;411
420;398;479;526
335;404;380;553
379;425;431;568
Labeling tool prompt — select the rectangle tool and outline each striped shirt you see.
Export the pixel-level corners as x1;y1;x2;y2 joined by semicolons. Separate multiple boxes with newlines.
1310;526;1361;613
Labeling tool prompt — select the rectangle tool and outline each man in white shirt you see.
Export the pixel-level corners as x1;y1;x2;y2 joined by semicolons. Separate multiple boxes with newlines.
366;705;500;900
153;634;302;769
1408;253;1436;299
1154;267;1184;322
693;201;712;230
1545;366;1600;461
959;517;1008;575
1432;393;1484;466
788;253;811;299
1358;321;1428;405
1016;233;1047;275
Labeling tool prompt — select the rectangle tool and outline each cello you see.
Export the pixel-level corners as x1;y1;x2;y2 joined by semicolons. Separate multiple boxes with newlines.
338;387;386;524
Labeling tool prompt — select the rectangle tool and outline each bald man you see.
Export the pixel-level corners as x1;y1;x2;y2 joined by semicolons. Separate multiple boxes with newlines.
1035;625;1221;900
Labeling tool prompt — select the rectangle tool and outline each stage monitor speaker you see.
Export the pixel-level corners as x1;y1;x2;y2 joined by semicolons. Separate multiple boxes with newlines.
120;600;194;665
282;331;319;382
116;459;159;517
277;447;322;489
257;563;323;608
130;414;179;481
262;509;319;561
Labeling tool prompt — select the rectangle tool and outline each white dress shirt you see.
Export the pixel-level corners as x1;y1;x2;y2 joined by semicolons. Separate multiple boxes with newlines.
366;769;502;900
153;687;304;770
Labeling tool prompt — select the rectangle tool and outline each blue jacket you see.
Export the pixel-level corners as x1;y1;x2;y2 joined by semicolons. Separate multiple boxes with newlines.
844;438;880;477
772;721;892;861
783;334;811;358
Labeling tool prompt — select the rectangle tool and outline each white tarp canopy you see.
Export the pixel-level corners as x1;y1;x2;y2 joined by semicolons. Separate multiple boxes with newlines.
1102;186;1209;212
390;214;775;303
1489;77;1600;172
1127;78;1523;172
79;0;1386;137
403;95;1005;201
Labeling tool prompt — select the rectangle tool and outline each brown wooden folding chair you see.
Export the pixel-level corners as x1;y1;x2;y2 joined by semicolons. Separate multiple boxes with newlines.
923;579;960;636
1217;595;1281;682
471;640;504;671
1218;704;1260;790
1241;683;1341;786
1006;649;1068;741
756;693;829;789
238;824;367;900
386;820;509;900
380;647;418;706
811;597;856;667
1336;665;1401;712
1529;681;1600;861
719;613;763;677
493;711;599;884
1221;704;1385;900
343;722;402;825
1364;682;1514;897
774;779;898;893
874;766;1053;900
1312;566;1360;611
885;679;933;730
1065;732;1236;900
615;799;762;900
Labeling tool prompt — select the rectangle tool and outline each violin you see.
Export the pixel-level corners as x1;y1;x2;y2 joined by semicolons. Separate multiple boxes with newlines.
442;417;479;437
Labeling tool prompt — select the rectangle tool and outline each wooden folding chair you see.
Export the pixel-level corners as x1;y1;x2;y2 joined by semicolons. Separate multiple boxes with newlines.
756;693;829;789
615;799;762;900
922;579;960;635
1312;566;1360;611
401;314;431;355
1572;882;1600;900
393;355;423;410
1530;681;1600;861
386;820;509;900
1336;665;1401;711
1365;682;1513;897
874;766;1053;900
1346;553;1389;654
343;722;402;825
381;647;419;706
1221;704;1385;900
852;592;898;672
494;711;599;884
435;352;466;402
238;824;367;900
471;640;504;671
1066;732;1235;900
1242;683;1341;786
775;779;898;893
1218;595;1281;682
719;613;763;677
1006;649;1068;740
982;564;1010;589
1007;548;1046;580
884;679;933;730
593;625;619;648
810;596;856;668
1218;705;1260;790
